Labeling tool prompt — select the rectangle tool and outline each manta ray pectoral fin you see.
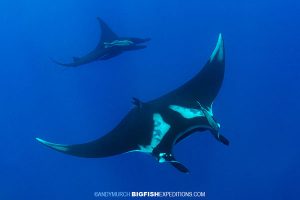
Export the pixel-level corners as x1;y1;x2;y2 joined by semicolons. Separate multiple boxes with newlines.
36;138;70;152
210;33;224;63
36;133;137;158
148;34;225;108
50;58;78;67
96;17;118;47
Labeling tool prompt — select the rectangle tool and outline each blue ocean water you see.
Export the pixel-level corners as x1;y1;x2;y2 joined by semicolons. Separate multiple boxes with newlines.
0;0;299;199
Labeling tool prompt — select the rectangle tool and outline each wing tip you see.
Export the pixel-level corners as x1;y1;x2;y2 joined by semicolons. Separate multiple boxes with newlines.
210;33;224;63
50;58;75;67
35;137;44;143
35;137;69;152
96;17;103;24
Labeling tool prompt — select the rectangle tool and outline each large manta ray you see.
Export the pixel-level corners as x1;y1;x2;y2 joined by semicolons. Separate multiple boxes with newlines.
37;34;229;173
53;17;151;67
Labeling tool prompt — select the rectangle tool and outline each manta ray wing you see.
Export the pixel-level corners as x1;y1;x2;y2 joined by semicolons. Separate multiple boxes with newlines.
52;18;120;67
96;17;119;49
149;34;225;108
36;108;153;158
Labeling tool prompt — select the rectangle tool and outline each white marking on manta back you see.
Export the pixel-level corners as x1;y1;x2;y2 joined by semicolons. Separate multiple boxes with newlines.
158;153;167;163
104;40;134;48
139;113;170;153
196;101;220;132
207;102;214;116
210;33;224;63
169;105;204;119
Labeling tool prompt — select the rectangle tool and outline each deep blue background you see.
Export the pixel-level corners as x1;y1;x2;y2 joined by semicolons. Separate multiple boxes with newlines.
0;0;299;199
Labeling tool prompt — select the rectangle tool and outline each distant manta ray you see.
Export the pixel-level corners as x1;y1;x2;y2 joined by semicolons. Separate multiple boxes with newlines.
37;34;229;173
52;17;151;67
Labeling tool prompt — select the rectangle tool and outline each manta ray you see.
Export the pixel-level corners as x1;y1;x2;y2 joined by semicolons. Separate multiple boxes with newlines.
36;34;229;173
53;17;151;67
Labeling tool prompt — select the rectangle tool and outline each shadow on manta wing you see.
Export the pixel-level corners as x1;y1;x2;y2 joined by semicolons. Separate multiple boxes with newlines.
37;34;229;173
